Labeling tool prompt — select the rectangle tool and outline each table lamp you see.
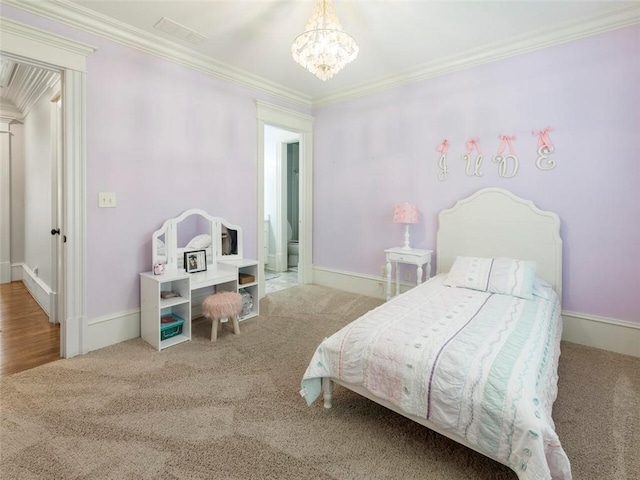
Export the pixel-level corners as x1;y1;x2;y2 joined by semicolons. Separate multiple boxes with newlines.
393;203;419;250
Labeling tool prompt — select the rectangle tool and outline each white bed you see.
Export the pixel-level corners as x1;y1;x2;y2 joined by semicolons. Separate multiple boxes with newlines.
301;188;571;480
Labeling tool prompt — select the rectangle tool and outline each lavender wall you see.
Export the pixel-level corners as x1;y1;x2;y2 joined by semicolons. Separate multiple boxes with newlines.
2;6;638;324
313;25;640;323
1;6;309;318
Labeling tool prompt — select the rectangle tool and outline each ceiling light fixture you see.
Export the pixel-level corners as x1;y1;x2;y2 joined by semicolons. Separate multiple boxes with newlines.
291;0;359;81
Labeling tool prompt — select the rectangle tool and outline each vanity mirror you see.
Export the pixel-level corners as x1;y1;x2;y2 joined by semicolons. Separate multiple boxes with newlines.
219;221;242;259
151;209;245;273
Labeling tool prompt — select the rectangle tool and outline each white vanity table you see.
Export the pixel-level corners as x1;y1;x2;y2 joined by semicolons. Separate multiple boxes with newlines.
384;247;433;301
140;209;260;350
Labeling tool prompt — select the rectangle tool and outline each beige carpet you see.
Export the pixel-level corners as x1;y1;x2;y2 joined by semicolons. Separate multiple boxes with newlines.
1;285;638;479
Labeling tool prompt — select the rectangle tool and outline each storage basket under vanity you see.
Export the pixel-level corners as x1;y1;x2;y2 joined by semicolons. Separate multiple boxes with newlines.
239;289;253;317
160;314;185;340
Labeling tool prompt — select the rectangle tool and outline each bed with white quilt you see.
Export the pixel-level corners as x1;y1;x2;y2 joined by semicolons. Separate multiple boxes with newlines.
301;188;572;480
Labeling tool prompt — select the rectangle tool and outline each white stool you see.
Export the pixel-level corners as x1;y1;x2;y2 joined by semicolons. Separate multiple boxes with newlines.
202;291;242;341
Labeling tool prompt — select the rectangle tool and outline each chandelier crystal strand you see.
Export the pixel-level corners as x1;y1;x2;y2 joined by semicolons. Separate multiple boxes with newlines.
291;0;359;81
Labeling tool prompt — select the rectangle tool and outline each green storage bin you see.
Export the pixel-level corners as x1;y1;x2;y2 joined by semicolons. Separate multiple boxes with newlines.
160;314;184;340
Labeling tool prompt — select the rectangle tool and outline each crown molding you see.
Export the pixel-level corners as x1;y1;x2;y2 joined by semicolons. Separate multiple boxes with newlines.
0;15;95;71
313;5;640;107
0;104;23;122
3;1;638;109
2;0;313;108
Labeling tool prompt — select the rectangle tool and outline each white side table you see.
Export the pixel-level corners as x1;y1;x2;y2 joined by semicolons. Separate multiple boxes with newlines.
385;247;433;301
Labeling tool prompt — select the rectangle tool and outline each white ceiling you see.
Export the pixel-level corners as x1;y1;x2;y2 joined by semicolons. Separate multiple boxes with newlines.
68;1;638;100
3;1;639;107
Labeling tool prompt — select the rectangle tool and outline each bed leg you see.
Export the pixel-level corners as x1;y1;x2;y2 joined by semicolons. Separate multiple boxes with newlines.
322;378;333;409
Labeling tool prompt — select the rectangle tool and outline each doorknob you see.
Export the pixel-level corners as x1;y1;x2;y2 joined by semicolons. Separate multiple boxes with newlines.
51;228;60;235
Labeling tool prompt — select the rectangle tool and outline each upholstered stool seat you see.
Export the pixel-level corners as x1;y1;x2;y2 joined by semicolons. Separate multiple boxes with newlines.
202;291;242;341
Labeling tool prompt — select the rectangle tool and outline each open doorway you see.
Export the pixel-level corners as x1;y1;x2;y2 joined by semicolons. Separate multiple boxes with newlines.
256;101;314;299
263;126;300;294
0;56;63;374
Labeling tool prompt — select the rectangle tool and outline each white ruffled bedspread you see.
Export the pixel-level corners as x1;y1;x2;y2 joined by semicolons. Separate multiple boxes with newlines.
301;274;572;480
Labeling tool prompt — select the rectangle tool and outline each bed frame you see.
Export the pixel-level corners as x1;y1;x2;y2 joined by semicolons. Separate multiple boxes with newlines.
321;187;563;473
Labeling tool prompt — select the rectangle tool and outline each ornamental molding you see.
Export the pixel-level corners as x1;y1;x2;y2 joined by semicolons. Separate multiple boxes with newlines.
3;0;639;108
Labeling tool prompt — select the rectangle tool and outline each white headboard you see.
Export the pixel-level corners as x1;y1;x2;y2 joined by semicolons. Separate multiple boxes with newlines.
436;188;562;303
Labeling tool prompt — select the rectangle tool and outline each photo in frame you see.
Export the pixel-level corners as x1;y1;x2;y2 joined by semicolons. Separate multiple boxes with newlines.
184;249;207;273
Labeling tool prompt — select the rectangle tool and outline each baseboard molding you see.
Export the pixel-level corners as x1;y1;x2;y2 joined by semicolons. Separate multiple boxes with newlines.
19;263;52;317
312;266;414;301
10;262;23;281
0;261;11;283
86;309;140;353
266;254;276;271
312;266;639;357
561;311;639;357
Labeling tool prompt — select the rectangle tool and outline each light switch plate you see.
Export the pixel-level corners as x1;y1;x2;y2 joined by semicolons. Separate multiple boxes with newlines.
98;192;116;208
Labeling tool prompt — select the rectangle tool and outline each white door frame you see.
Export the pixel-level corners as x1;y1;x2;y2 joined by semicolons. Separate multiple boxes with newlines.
256;101;314;298
50;89;62;324
274;134;299;273
1;17;95;358
0;122;11;284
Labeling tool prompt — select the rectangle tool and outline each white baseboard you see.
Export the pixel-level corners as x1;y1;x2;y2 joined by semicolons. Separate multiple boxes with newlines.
561;311;639;357
312;266;639;358
86;309;140;353
11;263;23;280
19;263;52;317
312;266;414;300
267;254;276;271
0;261;11;283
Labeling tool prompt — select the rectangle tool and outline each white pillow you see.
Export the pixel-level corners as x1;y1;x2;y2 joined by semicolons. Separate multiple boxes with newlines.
532;277;553;300
444;256;537;300
186;234;212;249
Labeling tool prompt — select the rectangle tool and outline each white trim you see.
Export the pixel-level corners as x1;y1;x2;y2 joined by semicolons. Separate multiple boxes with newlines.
86;309;140;352
6;1;636;108
312;265;412;300
0;16;95;72
256;101;314;299
19;263;53;317
0;122;11;284
3;0;311;108
312;266;640;357
61;68;87;357
562;311;639;358
0;262;9;284
11;262;23;280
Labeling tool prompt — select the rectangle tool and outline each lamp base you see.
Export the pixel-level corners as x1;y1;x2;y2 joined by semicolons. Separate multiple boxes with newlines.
402;224;412;250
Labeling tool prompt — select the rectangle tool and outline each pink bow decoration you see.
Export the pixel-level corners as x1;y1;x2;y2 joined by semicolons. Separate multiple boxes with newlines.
465;138;482;155
532;126;554;150
496;134;517;155
437;139;449;155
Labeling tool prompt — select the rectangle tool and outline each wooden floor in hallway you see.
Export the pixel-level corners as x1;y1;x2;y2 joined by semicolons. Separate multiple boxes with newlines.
0;281;60;376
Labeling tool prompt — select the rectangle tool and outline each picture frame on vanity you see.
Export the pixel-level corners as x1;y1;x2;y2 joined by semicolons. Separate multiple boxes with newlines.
184;250;207;273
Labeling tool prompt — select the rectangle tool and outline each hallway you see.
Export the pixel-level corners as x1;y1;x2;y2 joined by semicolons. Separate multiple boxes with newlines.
0;281;60;376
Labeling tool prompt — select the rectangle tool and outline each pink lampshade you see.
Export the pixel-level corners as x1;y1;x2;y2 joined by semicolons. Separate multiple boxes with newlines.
393;203;419;224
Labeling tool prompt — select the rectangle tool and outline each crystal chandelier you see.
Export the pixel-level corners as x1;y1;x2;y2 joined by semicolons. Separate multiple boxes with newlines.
291;0;359;81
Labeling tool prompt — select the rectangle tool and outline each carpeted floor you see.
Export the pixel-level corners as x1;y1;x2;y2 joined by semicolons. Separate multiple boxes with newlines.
1;284;638;479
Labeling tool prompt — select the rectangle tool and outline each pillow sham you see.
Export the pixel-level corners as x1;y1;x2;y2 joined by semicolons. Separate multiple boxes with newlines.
532;277;553;300
186;234;212;249
444;256;537;300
